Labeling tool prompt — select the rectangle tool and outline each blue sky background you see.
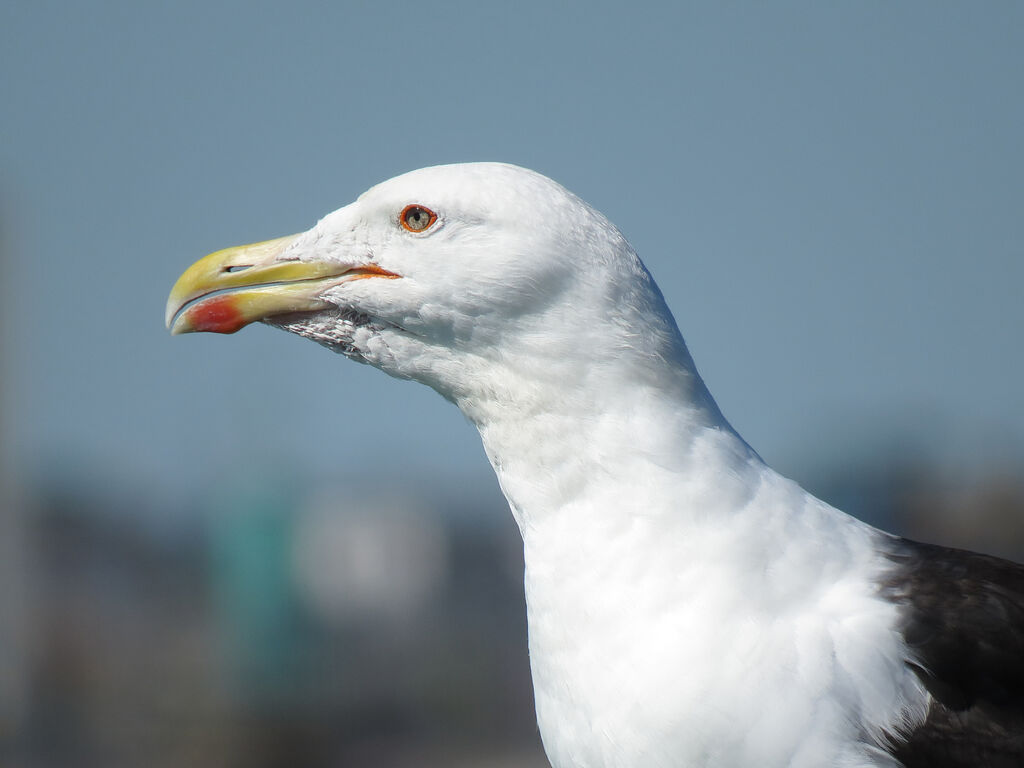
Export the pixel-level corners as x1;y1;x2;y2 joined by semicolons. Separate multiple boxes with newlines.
3;1;1022;513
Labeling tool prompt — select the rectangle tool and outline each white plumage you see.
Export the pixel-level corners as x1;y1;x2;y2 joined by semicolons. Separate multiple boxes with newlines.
167;163;1024;768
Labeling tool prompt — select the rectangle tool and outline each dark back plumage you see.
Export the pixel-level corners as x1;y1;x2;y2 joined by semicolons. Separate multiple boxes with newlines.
883;539;1024;767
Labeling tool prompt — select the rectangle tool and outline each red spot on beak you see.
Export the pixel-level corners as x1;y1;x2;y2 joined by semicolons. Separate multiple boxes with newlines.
185;295;247;334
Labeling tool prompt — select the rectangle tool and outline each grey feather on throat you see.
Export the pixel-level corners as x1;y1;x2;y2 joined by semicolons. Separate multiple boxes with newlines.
266;308;382;362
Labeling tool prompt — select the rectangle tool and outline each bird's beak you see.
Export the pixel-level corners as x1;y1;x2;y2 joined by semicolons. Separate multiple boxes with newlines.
165;235;399;335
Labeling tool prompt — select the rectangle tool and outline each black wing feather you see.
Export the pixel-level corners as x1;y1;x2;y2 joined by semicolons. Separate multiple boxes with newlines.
882;538;1024;767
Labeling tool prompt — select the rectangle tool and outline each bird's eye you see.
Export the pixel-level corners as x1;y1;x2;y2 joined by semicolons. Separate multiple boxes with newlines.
400;204;437;233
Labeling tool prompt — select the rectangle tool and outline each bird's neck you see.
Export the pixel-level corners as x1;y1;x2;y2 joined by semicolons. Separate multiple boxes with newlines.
455;337;762;532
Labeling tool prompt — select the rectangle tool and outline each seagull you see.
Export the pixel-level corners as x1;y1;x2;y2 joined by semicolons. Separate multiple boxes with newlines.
166;163;1024;768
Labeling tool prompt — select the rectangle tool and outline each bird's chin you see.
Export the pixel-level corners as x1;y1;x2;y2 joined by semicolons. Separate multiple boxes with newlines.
265;308;383;362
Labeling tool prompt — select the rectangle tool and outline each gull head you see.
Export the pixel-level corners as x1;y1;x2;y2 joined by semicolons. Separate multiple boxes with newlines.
167;163;687;408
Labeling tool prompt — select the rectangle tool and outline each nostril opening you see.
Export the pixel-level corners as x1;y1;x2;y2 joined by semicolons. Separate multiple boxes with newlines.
223;265;253;273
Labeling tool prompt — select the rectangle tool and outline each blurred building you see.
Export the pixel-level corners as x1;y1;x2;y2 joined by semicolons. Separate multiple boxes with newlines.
23;471;547;768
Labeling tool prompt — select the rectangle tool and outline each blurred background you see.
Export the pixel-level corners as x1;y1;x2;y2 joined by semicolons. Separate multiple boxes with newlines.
1;2;1022;766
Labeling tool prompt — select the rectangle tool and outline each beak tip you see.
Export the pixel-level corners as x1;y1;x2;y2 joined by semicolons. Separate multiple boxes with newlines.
165;297;183;333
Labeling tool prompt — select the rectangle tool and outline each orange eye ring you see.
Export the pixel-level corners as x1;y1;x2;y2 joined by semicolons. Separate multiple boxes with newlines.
400;204;438;233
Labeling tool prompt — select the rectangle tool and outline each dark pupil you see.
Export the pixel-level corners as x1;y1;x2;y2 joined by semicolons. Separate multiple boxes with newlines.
408;208;427;229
